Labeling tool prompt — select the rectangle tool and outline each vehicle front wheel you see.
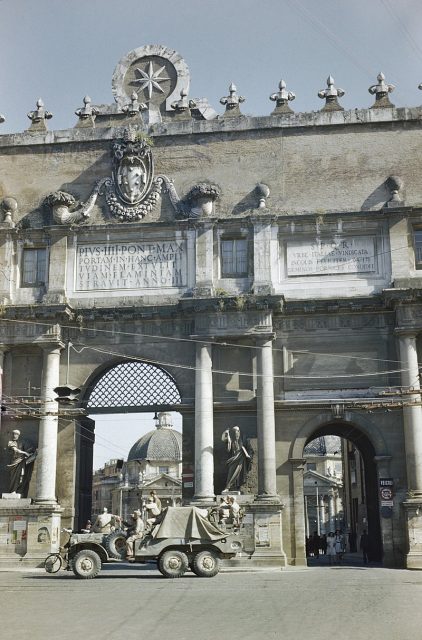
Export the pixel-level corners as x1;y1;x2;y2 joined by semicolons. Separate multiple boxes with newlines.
158;550;189;578
44;553;63;574
191;550;220;577
72;549;101;580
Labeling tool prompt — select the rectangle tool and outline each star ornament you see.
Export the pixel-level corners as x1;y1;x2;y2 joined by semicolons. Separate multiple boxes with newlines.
133;61;171;100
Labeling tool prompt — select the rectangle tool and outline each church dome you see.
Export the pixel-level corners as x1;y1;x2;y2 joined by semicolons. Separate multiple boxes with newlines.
127;412;182;463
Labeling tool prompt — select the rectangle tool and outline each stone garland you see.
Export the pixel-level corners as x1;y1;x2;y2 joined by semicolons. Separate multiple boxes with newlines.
104;176;163;221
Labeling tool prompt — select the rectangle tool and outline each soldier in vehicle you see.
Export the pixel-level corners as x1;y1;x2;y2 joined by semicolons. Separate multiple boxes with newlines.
126;510;144;559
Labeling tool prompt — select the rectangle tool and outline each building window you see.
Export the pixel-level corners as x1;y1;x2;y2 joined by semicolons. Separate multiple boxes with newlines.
159;466;169;474
414;230;422;269
307;463;316;471
21;248;47;287
221;238;248;277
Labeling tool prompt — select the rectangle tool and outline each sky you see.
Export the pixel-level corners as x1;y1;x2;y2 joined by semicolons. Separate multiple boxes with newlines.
2;0;422;467
1;0;422;134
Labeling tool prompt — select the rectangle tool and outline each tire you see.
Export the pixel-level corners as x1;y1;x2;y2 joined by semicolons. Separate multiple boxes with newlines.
191;550;221;577
44;553;63;574
158;550;189;578
72;549;101;580
103;530;127;560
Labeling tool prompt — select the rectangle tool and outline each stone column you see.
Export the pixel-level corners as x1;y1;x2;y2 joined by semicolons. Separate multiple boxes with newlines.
193;342;214;501
256;337;277;499
35;343;62;504
398;332;422;496
328;488;336;533
319;494;326;535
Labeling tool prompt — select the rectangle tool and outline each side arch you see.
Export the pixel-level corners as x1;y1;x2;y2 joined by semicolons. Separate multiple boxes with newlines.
289;410;390;461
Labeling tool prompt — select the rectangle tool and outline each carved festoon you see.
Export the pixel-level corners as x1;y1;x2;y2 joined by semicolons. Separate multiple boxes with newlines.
27;98;53;131
45;185;104;225
369;72;395;108
220;83;245;117
318;76;345;111
270;80;295;114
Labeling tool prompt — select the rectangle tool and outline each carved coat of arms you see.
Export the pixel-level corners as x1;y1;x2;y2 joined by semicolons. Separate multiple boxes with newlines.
103;130;163;221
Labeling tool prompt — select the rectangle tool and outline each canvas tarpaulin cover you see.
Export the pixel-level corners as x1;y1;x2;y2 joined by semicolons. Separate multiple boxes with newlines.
151;506;226;540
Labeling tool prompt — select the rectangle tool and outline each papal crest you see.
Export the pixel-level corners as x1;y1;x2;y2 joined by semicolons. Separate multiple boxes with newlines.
103;129;163;221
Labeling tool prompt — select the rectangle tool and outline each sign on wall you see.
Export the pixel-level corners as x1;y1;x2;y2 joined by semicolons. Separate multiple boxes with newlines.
286;237;376;277
76;240;187;291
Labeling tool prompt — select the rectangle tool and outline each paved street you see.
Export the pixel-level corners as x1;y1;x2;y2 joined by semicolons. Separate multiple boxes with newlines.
1;563;422;640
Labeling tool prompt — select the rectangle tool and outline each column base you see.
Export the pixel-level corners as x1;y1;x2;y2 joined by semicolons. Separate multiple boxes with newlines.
254;494;282;504
402;499;422;569
190;495;216;506
0;500;62;568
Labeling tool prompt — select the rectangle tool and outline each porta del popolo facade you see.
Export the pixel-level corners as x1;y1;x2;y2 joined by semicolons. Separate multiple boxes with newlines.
1;45;422;568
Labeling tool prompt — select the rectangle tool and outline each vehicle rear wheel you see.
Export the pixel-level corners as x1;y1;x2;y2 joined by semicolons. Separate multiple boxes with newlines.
158;550;189;578
44;553;63;574
191;550;220;577
103;530;127;560
72;549;101;579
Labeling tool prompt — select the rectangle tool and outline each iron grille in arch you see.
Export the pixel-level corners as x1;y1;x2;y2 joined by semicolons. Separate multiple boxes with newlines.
87;361;181;408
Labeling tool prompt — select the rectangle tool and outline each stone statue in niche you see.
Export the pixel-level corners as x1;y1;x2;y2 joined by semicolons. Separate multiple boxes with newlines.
221;426;252;493
6;429;37;497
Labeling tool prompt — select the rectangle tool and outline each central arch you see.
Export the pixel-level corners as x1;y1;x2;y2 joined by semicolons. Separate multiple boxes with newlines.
76;359;184;529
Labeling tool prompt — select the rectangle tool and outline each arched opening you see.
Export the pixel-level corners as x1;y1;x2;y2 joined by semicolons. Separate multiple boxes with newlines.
303;421;382;565
76;360;183;530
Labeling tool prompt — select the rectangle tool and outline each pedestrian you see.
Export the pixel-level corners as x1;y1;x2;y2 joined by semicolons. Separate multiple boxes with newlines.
321;534;327;555
360;529;370;565
312;531;321;559
326;532;336;565
334;529;345;564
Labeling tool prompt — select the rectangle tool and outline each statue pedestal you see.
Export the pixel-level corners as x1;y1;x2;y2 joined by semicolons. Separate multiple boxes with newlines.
0;499;62;567
402;498;422;569
215;495;287;568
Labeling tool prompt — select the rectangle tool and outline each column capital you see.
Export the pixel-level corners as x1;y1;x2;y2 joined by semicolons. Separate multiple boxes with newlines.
395;328;419;338
254;332;276;345
36;340;65;353
289;457;307;470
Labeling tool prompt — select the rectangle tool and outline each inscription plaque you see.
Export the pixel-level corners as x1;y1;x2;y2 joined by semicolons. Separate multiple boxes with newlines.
76;240;187;291
286;237;376;276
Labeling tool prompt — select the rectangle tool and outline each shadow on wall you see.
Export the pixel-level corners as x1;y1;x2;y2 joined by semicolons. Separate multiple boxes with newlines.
360;180;390;211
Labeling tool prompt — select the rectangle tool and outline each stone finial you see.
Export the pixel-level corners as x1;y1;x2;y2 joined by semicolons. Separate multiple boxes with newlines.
256;183;270;208
171;88;196;120
270;80;295;114
0;197;17;227
27;98;53;131
0;113;5;124
75;95;100;127
318;75;345;111
385;175;404;207
122;91;147;117
368;72;395;108
419;82;422;92
220;82;245;117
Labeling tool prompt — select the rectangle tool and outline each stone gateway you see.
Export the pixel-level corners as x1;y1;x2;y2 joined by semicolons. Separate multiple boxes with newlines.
0;44;422;569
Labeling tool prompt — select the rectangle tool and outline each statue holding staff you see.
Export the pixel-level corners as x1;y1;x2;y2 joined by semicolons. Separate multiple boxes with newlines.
7;429;37;497
221;426;251;492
